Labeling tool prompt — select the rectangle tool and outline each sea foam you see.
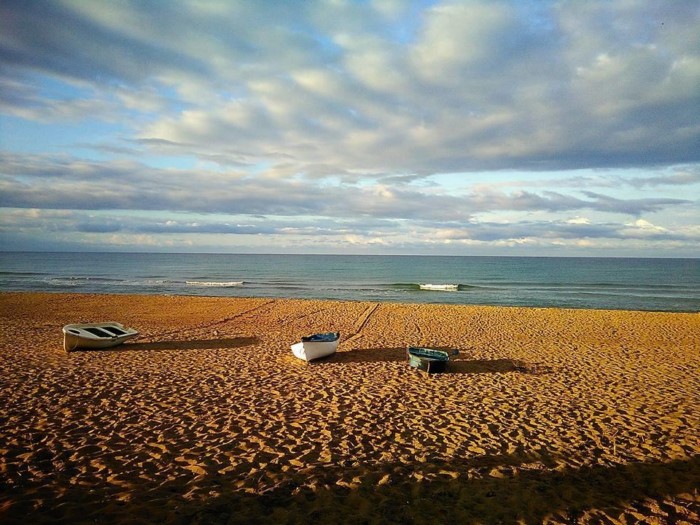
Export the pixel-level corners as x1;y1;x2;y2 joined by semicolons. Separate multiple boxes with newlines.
420;283;459;291
186;281;244;287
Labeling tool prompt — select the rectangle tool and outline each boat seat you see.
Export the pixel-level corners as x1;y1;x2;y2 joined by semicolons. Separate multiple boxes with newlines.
84;327;115;338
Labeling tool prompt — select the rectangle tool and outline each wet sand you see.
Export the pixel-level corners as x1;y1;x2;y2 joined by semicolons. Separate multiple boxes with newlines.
1;292;698;524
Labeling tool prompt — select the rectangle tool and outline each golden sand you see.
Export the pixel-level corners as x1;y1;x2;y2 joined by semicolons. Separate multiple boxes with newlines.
0;292;698;524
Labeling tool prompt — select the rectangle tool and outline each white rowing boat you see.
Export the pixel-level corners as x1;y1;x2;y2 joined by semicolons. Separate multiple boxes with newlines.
291;331;340;362
62;322;139;351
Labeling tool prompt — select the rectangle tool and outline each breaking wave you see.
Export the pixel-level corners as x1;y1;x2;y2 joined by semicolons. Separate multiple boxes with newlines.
185;281;244;287
390;283;479;292
420;283;459;291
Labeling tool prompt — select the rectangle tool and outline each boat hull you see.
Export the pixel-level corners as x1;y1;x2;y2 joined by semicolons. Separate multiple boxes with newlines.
63;322;139;351
291;340;339;361
292;332;340;361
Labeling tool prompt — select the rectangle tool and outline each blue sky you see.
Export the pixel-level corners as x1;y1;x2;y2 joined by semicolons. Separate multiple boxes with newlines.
1;0;698;256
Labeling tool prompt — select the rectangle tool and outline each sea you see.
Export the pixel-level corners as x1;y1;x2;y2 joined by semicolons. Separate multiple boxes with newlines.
0;252;698;313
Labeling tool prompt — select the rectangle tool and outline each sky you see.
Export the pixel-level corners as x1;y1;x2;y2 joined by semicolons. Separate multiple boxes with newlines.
0;0;699;257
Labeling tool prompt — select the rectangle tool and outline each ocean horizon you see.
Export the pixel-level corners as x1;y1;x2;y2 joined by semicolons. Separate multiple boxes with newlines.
1;252;698;313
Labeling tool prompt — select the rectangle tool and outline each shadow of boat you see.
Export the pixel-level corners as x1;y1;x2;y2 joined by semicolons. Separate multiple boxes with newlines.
331;347;406;363
330;349;553;376
76;336;259;352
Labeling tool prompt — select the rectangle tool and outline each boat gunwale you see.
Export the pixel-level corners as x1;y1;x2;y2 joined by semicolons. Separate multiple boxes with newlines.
301;331;340;343
407;346;451;362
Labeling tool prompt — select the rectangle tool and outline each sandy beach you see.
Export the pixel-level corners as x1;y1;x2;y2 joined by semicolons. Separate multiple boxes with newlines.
0;292;698;524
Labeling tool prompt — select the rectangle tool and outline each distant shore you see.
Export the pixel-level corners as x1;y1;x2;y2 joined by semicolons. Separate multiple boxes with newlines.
1;292;698;524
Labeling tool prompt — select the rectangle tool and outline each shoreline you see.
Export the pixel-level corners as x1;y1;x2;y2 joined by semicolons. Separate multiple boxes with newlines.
1;292;699;523
3;289;699;315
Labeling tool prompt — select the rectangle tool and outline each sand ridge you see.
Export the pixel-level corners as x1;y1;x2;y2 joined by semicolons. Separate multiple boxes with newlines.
0;292;698;524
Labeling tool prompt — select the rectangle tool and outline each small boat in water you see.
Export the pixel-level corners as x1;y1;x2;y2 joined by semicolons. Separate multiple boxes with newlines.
407;346;459;374
291;331;340;362
62;322;139;351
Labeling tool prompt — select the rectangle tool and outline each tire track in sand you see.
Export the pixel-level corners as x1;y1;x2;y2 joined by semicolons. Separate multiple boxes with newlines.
153;300;277;340
344;303;379;345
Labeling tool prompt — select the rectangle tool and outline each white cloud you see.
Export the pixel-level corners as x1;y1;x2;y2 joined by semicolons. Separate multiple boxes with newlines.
567;217;591;225
623;218;670;237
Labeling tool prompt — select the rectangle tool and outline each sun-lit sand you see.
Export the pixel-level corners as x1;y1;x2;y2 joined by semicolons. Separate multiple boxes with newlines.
1;292;698;524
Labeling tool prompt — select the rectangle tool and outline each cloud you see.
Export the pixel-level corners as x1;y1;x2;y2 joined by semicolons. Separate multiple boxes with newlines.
0;207;395;242
579;191;687;215
0;1;211;85
0;77;130;123
624;166;700;187
469;165;700;192
1;1;699;256
430;218;695;243
2;1;699;175
151;1;699;173
4;208;696;256
76;219;278;236
1;153;692;221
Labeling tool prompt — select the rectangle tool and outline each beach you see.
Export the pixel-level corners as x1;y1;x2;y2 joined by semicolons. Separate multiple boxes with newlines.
1;292;698;524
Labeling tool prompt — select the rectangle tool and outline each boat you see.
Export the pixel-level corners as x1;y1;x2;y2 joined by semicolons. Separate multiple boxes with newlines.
62;322;139;351
407;347;459;374
291;331;340;362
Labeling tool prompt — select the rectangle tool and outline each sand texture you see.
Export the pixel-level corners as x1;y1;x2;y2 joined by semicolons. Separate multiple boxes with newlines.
1;292;698;524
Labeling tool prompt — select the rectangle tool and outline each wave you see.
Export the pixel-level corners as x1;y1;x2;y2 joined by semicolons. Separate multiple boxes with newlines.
50;276;122;282
420;283;459;291
390;283;480;292
0;270;48;276
45;277;124;286
186;280;244;287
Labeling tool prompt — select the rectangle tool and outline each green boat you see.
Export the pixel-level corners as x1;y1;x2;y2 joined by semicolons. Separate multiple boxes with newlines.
407;347;458;374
